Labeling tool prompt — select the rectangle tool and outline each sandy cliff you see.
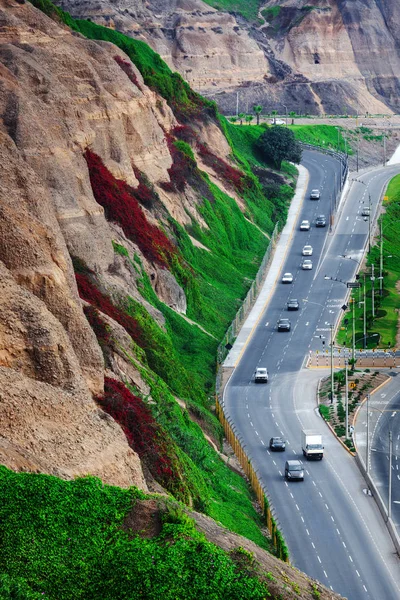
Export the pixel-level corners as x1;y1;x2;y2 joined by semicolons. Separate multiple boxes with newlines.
55;0;400;115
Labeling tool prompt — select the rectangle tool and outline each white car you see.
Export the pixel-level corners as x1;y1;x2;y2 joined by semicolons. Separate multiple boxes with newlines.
301;259;313;270
302;245;313;256
300;220;310;231
281;272;294;284
310;189;320;200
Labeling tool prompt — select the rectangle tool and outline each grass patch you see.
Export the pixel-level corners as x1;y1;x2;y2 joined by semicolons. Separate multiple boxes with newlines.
0;468;271;599
289;124;351;153
201;0;261;21
337;174;400;349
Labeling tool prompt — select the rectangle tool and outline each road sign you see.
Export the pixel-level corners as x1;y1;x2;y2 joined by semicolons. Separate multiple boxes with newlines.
347;282;361;288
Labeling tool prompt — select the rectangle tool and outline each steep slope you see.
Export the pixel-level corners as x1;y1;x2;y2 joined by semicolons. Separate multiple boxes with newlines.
1;0;290;544
0;1;347;596
54;0;400;115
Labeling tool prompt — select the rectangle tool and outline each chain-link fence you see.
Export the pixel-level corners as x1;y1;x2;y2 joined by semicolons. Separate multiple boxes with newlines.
216;222;279;368
215;398;289;562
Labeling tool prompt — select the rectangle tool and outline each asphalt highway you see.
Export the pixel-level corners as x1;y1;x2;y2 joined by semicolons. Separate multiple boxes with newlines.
223;151;400;599
370;387;400;532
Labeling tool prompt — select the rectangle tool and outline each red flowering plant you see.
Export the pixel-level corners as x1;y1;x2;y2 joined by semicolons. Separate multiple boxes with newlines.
97;378;184;493
84;150;178;269
113;55;142;91
196;143;247;193
75;270;144;348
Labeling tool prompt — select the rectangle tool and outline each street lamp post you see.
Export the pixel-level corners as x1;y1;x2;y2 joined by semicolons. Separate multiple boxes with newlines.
282;103;288;127
366;393;370;474
352;298;355;364
330;324;334;404
345;359;349;440
388;429;393;520
371;264;375;318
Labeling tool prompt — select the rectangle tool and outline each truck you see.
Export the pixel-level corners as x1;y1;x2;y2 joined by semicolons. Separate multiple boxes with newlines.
302;430;324;460
254;367;268;383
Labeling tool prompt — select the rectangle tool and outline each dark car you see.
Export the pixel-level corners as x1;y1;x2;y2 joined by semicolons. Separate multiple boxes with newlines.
285;460;304;481
269;437;286;451
287;299;299;311
315;215;326;227
277;318;291;331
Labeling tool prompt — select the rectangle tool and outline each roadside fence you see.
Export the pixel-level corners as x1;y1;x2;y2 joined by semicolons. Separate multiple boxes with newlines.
216;222;279;367
216;397;289;562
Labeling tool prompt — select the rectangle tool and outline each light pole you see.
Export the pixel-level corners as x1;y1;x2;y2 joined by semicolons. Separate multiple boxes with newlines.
282;103;288;127
330;324;334;404
345;359;349;440
335;126;340;151
389;429;393;520
371;263;375;318
365;406;398;519
303;298;335;402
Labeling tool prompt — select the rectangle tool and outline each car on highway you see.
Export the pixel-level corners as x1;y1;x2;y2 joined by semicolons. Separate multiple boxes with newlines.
300;220;310;231
301;259;313;270
302;244;313;256
281;272;293;284
315;215;326;227
285;460;304;481
269;437;286;451
361;207;370;217
287;298;299;311
310;189;320;200
254;367;268;383
277;318;291;331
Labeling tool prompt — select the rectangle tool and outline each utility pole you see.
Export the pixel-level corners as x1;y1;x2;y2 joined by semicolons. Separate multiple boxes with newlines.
383;132;386;166
356;135;359;172
330;324;334;404
345;360;349;440
379;220;383;295
236;92;239;117
366;394;370;474
363;274;367;349
388;429;393;520
371;264;375;318
352;299;355;363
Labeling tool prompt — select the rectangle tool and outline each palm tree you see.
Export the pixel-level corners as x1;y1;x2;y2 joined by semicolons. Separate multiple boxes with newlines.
229;116;238;124
238;112;245;125
253;105;263;126
245;115;254;124
271;109;278;124
289;111;296;125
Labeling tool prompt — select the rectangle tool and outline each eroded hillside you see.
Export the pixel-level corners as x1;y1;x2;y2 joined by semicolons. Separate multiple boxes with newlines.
55;0;400;115
0;0;345;597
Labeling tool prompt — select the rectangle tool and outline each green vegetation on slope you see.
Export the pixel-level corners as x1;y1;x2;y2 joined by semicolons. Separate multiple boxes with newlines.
0;468;271;600
337;175;400;348
201;0;262;21
27;0;290;565
289;124;350;153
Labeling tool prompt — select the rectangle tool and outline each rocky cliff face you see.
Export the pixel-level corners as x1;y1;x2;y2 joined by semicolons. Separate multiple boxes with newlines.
54;0;400;115
0;0;215;487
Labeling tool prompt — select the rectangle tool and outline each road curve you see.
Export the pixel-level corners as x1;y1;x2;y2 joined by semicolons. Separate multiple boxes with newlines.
223;151;400;599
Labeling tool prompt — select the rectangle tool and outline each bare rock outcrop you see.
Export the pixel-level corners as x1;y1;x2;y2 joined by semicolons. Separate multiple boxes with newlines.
0;366;147;489
54;0;270;92
0;0;194;487
56;0;400;114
